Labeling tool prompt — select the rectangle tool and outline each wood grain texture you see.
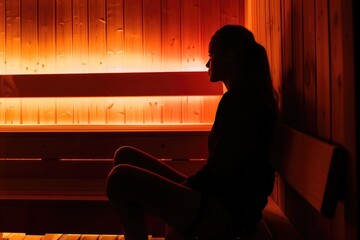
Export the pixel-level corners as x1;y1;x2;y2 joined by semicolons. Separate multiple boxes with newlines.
268;124;345;217
5;0;21;72
0;0;5;73
38;0;56;73
315;0;331;139
73;0;89;72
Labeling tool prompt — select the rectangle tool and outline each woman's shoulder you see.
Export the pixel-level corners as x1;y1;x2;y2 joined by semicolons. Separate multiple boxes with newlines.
221;87;263;108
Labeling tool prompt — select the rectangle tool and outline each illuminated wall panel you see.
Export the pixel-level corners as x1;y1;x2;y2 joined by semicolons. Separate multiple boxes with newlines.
0;0;245;74
0;96;221;131
0;1;244;130
0;72;223;130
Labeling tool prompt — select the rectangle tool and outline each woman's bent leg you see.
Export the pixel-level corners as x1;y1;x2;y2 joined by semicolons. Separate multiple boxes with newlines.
113;146;187;183
106;164;202;240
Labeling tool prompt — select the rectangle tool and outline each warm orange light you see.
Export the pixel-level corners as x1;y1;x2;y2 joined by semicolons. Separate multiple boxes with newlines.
0;96;220;131
0;0;210;75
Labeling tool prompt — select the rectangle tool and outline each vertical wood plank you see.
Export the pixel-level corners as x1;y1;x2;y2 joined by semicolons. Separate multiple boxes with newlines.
220;0;240;25
21;0;38;74
181;0;202;71
161;0;181;71
302;0;317;134
106;0;124;72
329;0;354;147
281;0;294;125
269;0;282;111
124;0;143;71
0;0;5;73
89;0;106;72
265;0;271;61
274;0;290;211
56;0;73;72
329;0;356;238
250;0;258;40
315;0;331;139
73;0;89;73
244;0;254;31
200;0;220;66
238;0;245;26
5;0;21;73
290;0;304;129
255;0;267;48
38;0;56;73
143;0;162;71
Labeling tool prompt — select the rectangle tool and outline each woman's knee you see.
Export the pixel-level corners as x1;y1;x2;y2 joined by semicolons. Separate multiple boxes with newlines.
113;145;136;165
106;164;134;200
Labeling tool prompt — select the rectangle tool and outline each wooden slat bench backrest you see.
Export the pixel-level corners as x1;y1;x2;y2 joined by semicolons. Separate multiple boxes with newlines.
268;124;346;217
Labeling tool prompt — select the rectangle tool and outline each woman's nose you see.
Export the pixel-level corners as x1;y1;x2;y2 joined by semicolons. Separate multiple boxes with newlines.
206;59;210;68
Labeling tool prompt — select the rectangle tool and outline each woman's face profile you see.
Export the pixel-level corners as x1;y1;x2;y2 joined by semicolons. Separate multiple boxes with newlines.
206;39;228;83
206;38;238;83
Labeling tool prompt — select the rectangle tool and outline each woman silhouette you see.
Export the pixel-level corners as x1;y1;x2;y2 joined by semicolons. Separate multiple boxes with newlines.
106;24;279;240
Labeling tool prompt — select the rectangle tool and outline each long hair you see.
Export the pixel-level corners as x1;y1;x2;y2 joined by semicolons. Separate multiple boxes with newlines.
211;25;279;116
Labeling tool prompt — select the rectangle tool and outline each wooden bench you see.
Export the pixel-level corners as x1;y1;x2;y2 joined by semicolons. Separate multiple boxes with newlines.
0;124;346;239
254;123;346;240
0;159;205;235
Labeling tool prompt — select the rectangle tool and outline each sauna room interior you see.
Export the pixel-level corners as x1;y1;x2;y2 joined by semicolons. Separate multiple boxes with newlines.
0;0;358;240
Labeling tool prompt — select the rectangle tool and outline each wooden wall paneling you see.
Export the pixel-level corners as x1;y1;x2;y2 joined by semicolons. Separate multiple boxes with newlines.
329;0;356;239
256;0;267;48
315;0;331;139
0;0;5;73
106;0;124;72
161;0;181;70
263;0;271;99
88;0;106;72
281;0;297;127
38;0;55;73
268;0;284;212
200;0;220;66
5;0;20;73
20;0;38;74
238;0;245;26
143;0;162;71
275;0;292;212
0;132;210;160
56;0;73;73
248;0;258;40
9;72;222;97
302;0;317;134
329;0;345;143
265;0;271;60
247;1;256;41
259;0;267;48
269;0;282;108
243;0;253;30
73;0;89;73
289;0;304;129
124;0;143;71
181;0;201;71
220;0;240;25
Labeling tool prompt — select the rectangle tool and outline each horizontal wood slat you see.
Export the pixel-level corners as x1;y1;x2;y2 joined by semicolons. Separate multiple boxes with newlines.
0;131;210;159
3;72;222;97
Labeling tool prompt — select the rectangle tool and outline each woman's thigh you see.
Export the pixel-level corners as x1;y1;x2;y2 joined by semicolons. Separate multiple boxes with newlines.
113;145;187;183
106;164;202;231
